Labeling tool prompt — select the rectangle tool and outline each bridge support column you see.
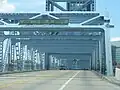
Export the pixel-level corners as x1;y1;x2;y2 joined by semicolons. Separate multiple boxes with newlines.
95;47;99;71
11;44;15;71
15;42;21;71
19;44;24;71
8;39;14;71
45;53;49;70
98;40;102;73
92;50;96;70
104;26;113;76
39;53;45;70
90;56;92;70
0;38;5;72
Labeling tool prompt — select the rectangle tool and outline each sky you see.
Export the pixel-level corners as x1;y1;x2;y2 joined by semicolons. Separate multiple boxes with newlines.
0;0;120;41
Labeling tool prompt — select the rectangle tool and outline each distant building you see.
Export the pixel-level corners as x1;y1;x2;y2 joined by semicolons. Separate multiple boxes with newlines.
111;41;120;64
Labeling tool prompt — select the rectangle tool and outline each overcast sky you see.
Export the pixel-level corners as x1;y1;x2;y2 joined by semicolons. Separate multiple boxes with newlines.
0;0;120;41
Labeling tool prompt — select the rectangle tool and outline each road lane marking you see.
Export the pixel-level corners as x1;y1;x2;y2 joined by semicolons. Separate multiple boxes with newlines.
58;71;80;90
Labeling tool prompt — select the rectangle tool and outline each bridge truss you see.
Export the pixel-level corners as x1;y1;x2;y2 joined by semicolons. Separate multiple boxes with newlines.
0;0;113;76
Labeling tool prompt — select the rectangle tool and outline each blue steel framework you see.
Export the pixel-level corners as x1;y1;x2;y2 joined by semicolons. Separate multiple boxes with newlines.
0;0;113;75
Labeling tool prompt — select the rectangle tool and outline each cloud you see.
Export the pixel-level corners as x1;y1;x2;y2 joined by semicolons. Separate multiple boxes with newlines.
9;0;45;12
111;37;120;41
0;2;15;13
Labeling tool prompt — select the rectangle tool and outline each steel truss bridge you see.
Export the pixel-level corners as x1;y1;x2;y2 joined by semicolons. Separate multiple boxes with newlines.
0;0;113;76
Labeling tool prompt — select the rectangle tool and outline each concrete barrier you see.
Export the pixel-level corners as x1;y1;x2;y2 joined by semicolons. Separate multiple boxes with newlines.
0;70;42;75
93;70;120;86
115;68;120;80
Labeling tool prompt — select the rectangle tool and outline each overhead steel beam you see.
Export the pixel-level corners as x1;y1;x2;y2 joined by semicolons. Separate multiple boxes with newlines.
27;44;97;47
37;47;94;53
55;56;90;60
19;39;98;44
56;57;90;60
0;26;104;32
50;53;91;55
53;55;90;58
22;43;98;46
5;35;101;40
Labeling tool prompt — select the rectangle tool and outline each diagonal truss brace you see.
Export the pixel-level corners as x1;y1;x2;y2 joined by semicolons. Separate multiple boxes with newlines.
47;0;66;11
79;0;93;11
29;13;59;20
80;15;101;25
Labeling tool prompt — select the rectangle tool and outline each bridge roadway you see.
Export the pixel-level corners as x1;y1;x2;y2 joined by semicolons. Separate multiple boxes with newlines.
0;70;119;90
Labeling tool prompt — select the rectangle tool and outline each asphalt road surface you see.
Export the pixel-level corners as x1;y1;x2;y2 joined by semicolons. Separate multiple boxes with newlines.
0;70;120;90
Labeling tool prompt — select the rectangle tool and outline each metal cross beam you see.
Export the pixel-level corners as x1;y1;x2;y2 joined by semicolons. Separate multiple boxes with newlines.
37;47;94;53
0;26;104;32
28;44;97;47
50;53;91;55
55;55;90;60
5;35;101;40
19;39;98;44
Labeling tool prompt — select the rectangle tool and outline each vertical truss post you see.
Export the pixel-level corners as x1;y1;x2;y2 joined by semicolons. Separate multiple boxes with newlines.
104;25;113;76
8;39;12;71
66;2;70;11
102;36;106;75
27;48;31;71
90;56;92;70
20;44;24;71
40;53;44;70
95;46;99;71
92;50;96;70
46;0;50;11
98;40;102;73
23;45;30;71
45;53;49;70
51;3;54;11
15;42;21;71
11;44;15;71
34;49;38;70
0;38;4;72
36;52;40;70
30;48;34;70
92;0;96;11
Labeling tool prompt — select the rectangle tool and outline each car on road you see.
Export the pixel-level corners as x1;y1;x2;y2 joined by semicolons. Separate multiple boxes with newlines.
59;66;67;70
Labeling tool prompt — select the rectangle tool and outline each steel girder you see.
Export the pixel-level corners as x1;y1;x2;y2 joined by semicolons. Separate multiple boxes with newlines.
5;35;101;40
27;44;97;48
55;57;90;61
0;26;104;32
37;47;94;53
21;40;98;46
19;39;98;44
50;53;91;55
53;55;90;59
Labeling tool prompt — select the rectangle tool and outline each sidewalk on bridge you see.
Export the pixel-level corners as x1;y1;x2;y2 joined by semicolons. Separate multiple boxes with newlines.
93;71;120;86
103;76;120;86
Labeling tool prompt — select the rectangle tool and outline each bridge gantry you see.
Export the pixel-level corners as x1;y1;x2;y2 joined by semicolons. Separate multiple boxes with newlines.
0;0;114;76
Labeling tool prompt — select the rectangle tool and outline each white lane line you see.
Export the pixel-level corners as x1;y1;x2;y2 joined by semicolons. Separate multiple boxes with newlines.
58;71;80;90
